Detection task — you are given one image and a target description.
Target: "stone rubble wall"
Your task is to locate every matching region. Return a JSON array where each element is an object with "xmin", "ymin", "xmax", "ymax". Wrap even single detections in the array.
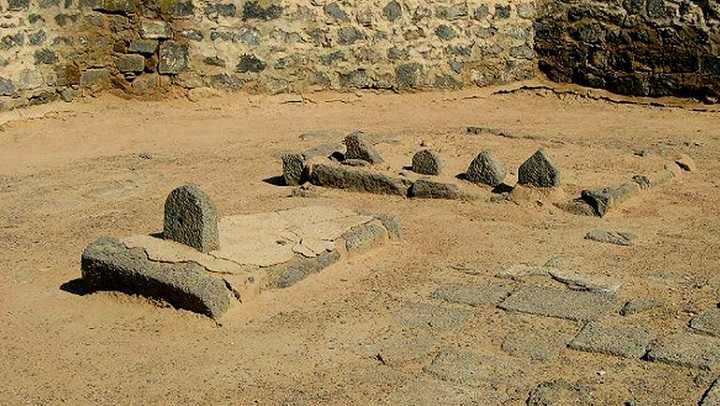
[
  {"xmin": 0, "ymin": 0, "xmax": 537, "ymax": 110},
  {"xmin": 2, "ymin": 0, "xmax": 718, "ymax": 112},
  {"xmin": 534, "ymin": 0, "xmax": 720, "ymax": 100}
]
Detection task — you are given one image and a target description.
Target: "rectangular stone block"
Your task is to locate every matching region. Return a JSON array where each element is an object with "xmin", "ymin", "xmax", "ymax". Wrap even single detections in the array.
[
  {"xmin": 81, "ymin": 237, "xmax": 234, "ymax": 319},
  {"xmin": 499, "ymin": 285, "xmax": 615, "ymax": 321},
  {"xmin": 308, "ymin": 161, "xmax": 412, "ymax": 196},
  {"xmin": 569, "ymin": 321, "xmax": 652, "ymax": 359},
  {"xmin": 646, "ymin": 333, "xmax": 720, "ymax": 370}
]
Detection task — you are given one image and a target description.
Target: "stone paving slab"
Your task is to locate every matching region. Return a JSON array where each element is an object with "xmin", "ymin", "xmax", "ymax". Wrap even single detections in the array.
[
  {"xmin": 527, "ymin": 380, "xmax": 594, "ymax": 406},
  {"xmin": 424, "ymin": 348, "xmax": 527, "ymax": 387},
  {"xmin": 501, "ymin": 323, "xmax": 575, "ymax": 361},
  {"xmin": 364, "ymin": 331, "xmax": 437, "ymax": 366},
  {"xmin": 393, "ymin": 302, "xmax": 472, "ymax": 330},
  {"xmin": 690, "ymin": 309, "xmax": 720, "ymax": 337},
  {"xmin": 548, "ymin": 269, "xmax": 623, "ymax": 294},
  {"xmin": 387, "ymin": 375, "xmax": 509, "ymax": 405},
  {"xmin": 568, "ymin": 321, "xmax": 653, "ymax": 359},
  {"xmin": 620, "ymin": 298, "xmax": 664, "ymax": 316},
  {"xmin": 499, "ymin": 285, "xmax": 615, "ymax": 321},
  {"xmin": 646, "ymin": 333, "xmax": 720, "ymax": 370},
  {"xmin": 431, "ymin": 280, "xmax": 515, "ymax": 307},
  {"xmin": 700, "ymin": 379, "xmax": 720, "ymax": 406}
]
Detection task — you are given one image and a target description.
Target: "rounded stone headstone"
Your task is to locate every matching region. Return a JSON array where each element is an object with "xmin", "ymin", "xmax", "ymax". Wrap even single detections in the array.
[
  {"xmin": 466, "ymin": 150, "xmax": 506, "ymax": 187},
  {"xmin": 412, "ymin": 149, "xmax": 442, "ymax": 175},
  {"xmin": 518, "ymin": 149, "xmax": 560, "ymax": 188},
  {"xmin": 281, "ymin": 152, "xmax": 305, "ymax": 186},
  {"xmin": 344, "ymin": 131, "xmax": 384, "ymax": 164},
  {"xmin": 163, "ymin": 184, "xmax": 219, "ymax": 253}
]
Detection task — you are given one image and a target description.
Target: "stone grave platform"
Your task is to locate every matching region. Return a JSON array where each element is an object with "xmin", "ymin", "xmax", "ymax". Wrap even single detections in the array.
[{"xmin": 81, "ymin": 186, "xmax": 398, "ymax": 319}]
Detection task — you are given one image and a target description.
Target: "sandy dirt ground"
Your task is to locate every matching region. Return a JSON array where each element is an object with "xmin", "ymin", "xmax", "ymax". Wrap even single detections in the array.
[{"xmin": 1, "ymin": 82, "xmax": 720, "ymax": 405}]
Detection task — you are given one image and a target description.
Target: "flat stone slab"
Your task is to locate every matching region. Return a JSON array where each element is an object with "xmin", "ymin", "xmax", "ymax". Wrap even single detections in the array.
[
  {"xmin": 501, "ymin": 323, "xmax": 574, "ymax": 361},
  {"xmin": 432, "ymin": 280, "xmax": 515, "ymax": 307},
  {"xmin": 364, "ymin": 332, "xmax": 437, "ymax": 365},
  {"xmin": 499, "ymin": 285, "xmax": 615, "ymax": 321},
  {"xmin": 393, "ymin": 302, "xmax": 472, "ymax": 330},
  {"xmin": 527, "ymin": 380, "xmax": 594, "ymax": 406},
  {"xmin": 584, "ymin": 229, "xmax": 636, "ymax": 246},
  {"xmin": 568, "ymin": 321, "xmax": 653, "ymax": 359},
  {"xmin": 690, "ymin": 309, "xmax": 720, "ymax": 337},
  {"xmin": 620, "ymin": 298, "xmax": 664, "ymax": 316},
  {"xmin": 700, "ymin": 379, "xmax": 720, "ymax": 406},
  {"xmin": 548, "ymin": 269, "xmax": 623, "ymax": 294},
  {"xmin": 387, "ymin": 375, "xmax": 509, "ymax": 405},
  {"xmin": 308, "ymin": 161, "xmax": 412, "ymax": 196},
  {"xmin": 646, "ymin": 333, "xmax": 720, "ymax": 370},
  {"xmin": 81, "ymin": 237, "xmax": 233, "ymax": 319},
  {"xmin": 424, "ymin": 348, "xmax": 526, "ymax": 387}
]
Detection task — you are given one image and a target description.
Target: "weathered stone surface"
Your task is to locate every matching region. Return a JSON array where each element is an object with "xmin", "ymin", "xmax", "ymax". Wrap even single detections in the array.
[
  {"xmin": 581, "ymin": 182, "xmax": 641, "ymax": 217},
  {"xmin": 466, "ymin": 150, "xmax": 506, "ymax": 186},
  {"xmin": 128, "ymin": 39, "xmax": 158, "ymax": 54},
  {"xmin": 394, "ymin": 302, "xmax": 471, "ymax": 329},
  {"xmin": 308, "ymin": 162, "xmax": 411, "ymax": 196},
  {"xmin": 620, "ymin": 298, "xmax": 663, "ymax": 316},
  {"xmin": 141, "ymin": 19, "xmax": 171, "ymax": 39},
  {"xmin": 518, "ymin": 149, "xmax": 560, "ymax": 187},
  {"xmin": 340, "ymin": 220, "xmax": 388, "ymax": 252},
  {"xmin": 361, "ymin": 212, "xmax": 401, "ymax": 239},
  {"xmin": 344, "ymin": 132, "xmax": 384, "ymax": 164},
  {"xmin": 81, "ymin": 237, "xmax": 232, "ymax": 318},
  {"xmin": 499, "ymin": 285, "xmax": 614, "ymax": 321},
  {"xmin": 163, "ymin": 184, "xmax": 219, "ymax": 253},
  {"xmin": 266, "ymin": 249, "xmax": 341, "ymax": 289},
  {"xmin": 501, "ymin": 325, "xmax": 571, "ymax": 361},
  {"xmin": 80, "ymin": 68, "xmax": 110, "ymax": 89},
  {"xmin": 281, "ymin": 152, "xmax": 305, "ymax": 186},
  {"xmin": 527, "ymin": 380, "xmax": 594, "ymax": 406},
  {"xmin": 158, "ymin": 41, "xmax": 189, "ymax": 74},
  {"xmin": 0, "ymin": 77, "xmax": 15, "ymax": 96},
  {"xmin": 114, "ymin": 54, "xmax": 145, "ymax": 73},
  {"xmin": 388, "ymin": 375, "xmax": 508, "ymax": 405},
  {"xmin": 700, "ymin": 379, "xmax": 720, "ymax": 406},
  {"xmin": 411, "ymin": 149, "xmax": 442, "ymax": 175},
  {"xmin": 424, "ymin": 348, "xmax": 525, "ymax": 386},
  {"xmin": 342, "ymin": 158, "xmax": 370, "ymax": 167},
  {"xmin": 690, "ymin": 310, "xmax": 720, "ymax": 337},
  {"xmin": 548, "ymin": 269, "xmax": 622, "ymax": 294},
  {"xmin": 364, "ymin": 332, "xmax": 436, "ymax": 365},
  {"xmin": 675, "ymin": 154, "xmax": 696, "ymax": 172},
  {"xmin": 569, "ymin": 321, "xmax": 652, "ymax": 358},
  {"xmin": 409, "ymin": 179, "xmax": 461, "ymax": 199},
  {"xmin": 584, "ymin": 229, "xmax": 636, "ymax": 246},
  {"xmin": 646, "ymin": 333, "xmax": 720, "ymax": 370},
  {"xmin": 432, "ymin": 281, "xmax": 515, "ymax": 307}
]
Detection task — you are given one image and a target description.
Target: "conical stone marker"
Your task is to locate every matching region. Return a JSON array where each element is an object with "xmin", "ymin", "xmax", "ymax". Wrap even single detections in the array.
[
  {"xmin": 518, "ymin": 149, "xmax": 560, "ymax": 188},
  {"xmin": 163, "ymin": 184, "xmax": 219, "ymax": 253}
]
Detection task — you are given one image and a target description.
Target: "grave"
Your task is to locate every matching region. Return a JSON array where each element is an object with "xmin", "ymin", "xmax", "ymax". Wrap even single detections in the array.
[{"xmin": 80, "ymin": 185, "xmax": 398, "ymax": 319}]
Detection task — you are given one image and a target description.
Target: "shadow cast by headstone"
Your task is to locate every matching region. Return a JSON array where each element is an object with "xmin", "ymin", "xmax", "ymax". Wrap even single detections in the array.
[
  {"xmin": 60, "ymin": 278, "xmax": 89, "ymax": 296},
  {"xmin": 455, "ymin": 173, "xmax": 469, "ymax": 181},
  {"xmin": 492, "ymin": 183, "xmax": 514, "ymax": 194},
  {"xmin": 262, "ymin": 175, "xmax": 286, "ymax": 186}
]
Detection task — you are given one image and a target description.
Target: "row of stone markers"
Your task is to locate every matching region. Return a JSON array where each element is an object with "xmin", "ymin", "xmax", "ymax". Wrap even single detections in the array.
[
  {"xmin": 281, "ymin": 131, "xmax": 561, "ymax": 200},
  {"xmin": 80, "ymin": 184, "xmax": 398, "ymax": 319}
]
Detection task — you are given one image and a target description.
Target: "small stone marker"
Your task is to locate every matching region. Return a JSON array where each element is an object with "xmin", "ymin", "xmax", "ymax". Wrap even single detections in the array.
[
  {"xmin": 163, "ymin": 184, "xmax": 219, "ymax": 253},
  {"xmin": 620, "ymin": 298, "xmax": 663, "ymax": 316},
  {"xmin": 281, "ymin": 152, "xmax": 306, "ymax": 186},
  {"xmin": 518, "ymin": 148, "xmax": 560, "ymax": 187},
  {"xmin": 466, "ymin": 150, "xmax": 506, "ymax": 186},
  {"xmin": 584, "ymin": 229, "xmax": 636, "ymax": 246},
  {"xmin": 344, "ymin": 131, "xmax": 384, "ymax": 164},
  {"xmin": 411, "ymin": 149, "xmax": 442, "ymax": 175}
]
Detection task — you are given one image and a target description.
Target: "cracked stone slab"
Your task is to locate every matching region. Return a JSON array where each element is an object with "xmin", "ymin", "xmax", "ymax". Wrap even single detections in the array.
[
  {"xmin": 499, "ymin": 285, "xmax": 615, "ymax": 321},
  {"xmin": 700, "ymin": 379, "xmax": 720, "ymax": 406},
  {"xmin": 646, "ymin": 333, "xmax": 720, "ymax": 370},
  {"xmin": 569, "ymin": 321, "xmax": 653, "ymax": 359},
  {"xmin": 690, "ymin": 309, "xmax": 720, "ymax": 337},
  {"xmin": 431, "ymin": 280, "xmax": 515, "ymax": 307},
  {"xmin": 393, "ymin": 302, "xmax": 472, "ymax": 330},
  {"xmin": 424, "ymin": 348, "xmax": 527, "ymax": 387},
  {"xmin": 548, "ymin": 269, "xmax": 623, "ymax": 294},
  {"xmin": 81, "ymin": 236, "xmax": 233, "ymax": 319}
]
